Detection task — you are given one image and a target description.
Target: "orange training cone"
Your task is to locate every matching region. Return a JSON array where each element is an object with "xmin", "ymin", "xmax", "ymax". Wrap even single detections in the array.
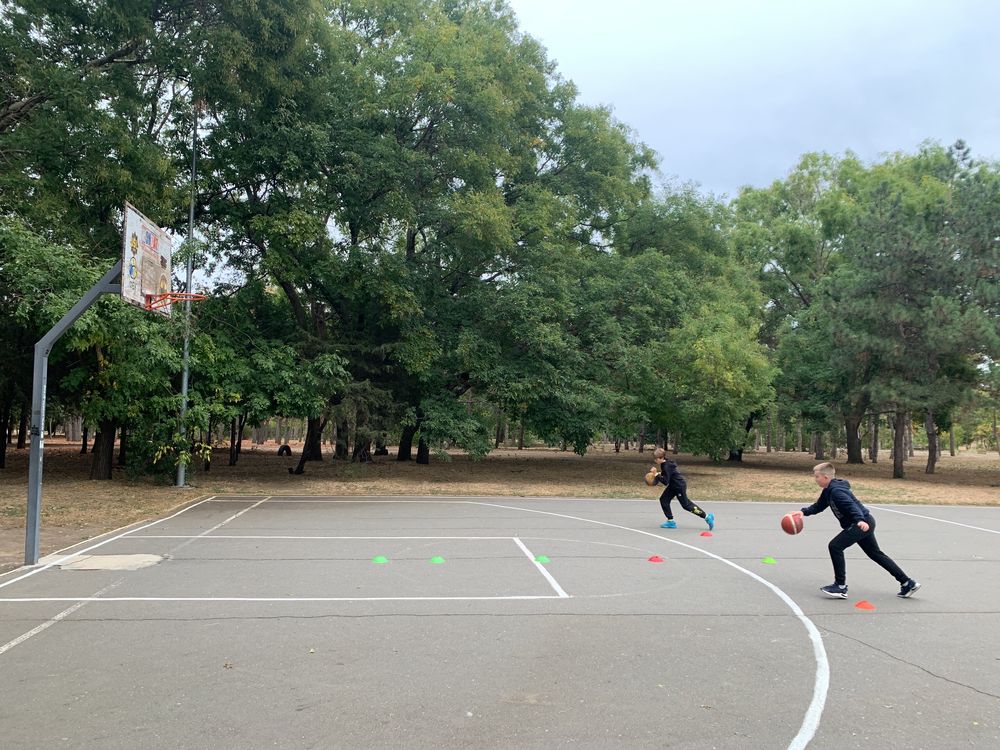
[{"xmin": 855, "ymin": 600, "xmax": 876, "ymax": 611}]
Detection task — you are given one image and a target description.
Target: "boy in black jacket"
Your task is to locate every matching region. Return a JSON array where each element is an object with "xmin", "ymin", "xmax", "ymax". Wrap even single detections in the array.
[
  {"xmin": 800, "ymin": 462, "xmax": 920, "ymax": 599},
  {"xmin": 651, "ymin": 447, "xmax": 715, "ymax": 531}
]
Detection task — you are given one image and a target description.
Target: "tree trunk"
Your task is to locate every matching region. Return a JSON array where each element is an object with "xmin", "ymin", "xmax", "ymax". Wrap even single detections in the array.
[
  {"xmin": 844, "ymin": 414, "xmax": 865, "ymax": 464},
  {"xmin": 517, "ymin": 422, "xmax": 524, "ymax": 450},
  {"xmin": 16, "ymin": 400, "xmax": 28, "ymax": 449},
  {"xmin": 765, "ymin": 414, "xmax": 772, "ymax": 452},
  {"xmin": 117, "ymin": 427, "xmax": 128, "ymax": 467},
  {"xmin": 416, "ymin": 436, "xmax": 429, "ymax": 464},
  {"xmin": 80, "ymin": 425, "xmax": 89, "ymax": 454},
  {"xmin": 89, "ymin": 419, "xmax": 117, "ymax": 480},
  {"xmin": 992, "ymin": 411, "xmax": 999, "ymax": 457},
  {"xmin": 334, "ymin": 419, "xmax": 349, "ymax": 459},
  {"xmin": 906, "ymin": 419, "xmax": 914, "ymax": 458},
  {"xmin": 0, "ymin": 394, "xmax": 10, "ymax": 469},
  {"xmin": 673, "ymin": 431, "xmax": 680, "ymax": 454},
  {"xmin": 924, "ymin": 410, "xmax": 938, "ymax": 474},
  {"xmin": 494, "ymin": 408, "xmax": 504, "ymax": 449},
  {"xmin": 869, "ymin": 414, "xmax": 879, "ymax": 464},
  {"xmin": 397, "ymin": 423, "xmax": 418, "ymax": 461},
  {"xmin": 352, "ymin": 438, "xmax": 372, "ymax": 463},
  {"xmin": 829, "ymin": 432, "xmax": 837, "ymax": 459},
  {"xmin": 203, "ymin": 420, "xmax": 213, "ymax": 472},
  {"xmin": 949, "ymin": 428, "xmax": 955, "ymax": 457},
  {"xmin": 292, "ymin": 415, "xmax": 328, "ymax": 474},
  {"xmin": 796, "ymin": 417, "xmax": 803, "ymax": 452},
  {"xmin": 812, "ymin": 432, "xmax": 824, "ymax": 460},
  {"xmin": 892, "ymin": 410, "xmax": 907, "ymax": 479},
  {"xmin": 229, "ymin": 418, "xmax": 239, "ymax": 466}
]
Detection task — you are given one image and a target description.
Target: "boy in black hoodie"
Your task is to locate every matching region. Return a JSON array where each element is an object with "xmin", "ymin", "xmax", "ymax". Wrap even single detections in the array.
[
  {"xmin": 651, "ymin": 447, "xmax": 715, "ymax": 531},
  {"xmin": 800, "ymin": 462, "xmax": 920, "ymax": 599}
]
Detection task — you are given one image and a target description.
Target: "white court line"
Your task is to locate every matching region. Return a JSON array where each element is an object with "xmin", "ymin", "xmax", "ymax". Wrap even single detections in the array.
[
  {"xmin": 228, "ymin": 498, "xmax": 471, "ymax": 504},
  {"xmin": 197, "ymin": 497, "xmax": 272, "ymax": 536},
  {"xmin": 0, "ymin": 496, "xmax": 217, "ymax": 591},
  {"xmin": 513, "ymin": 537, "xmax": 569, "ymax": 598},
  {"xmin": 869, "ymin": 505, "xmax": 1000, "ymax": 534},
  {"xmin": 130, "ymin": 535, "xmax": 516, "ymax": 540},
  {"xmin": 0, "ymin": 595, "xmax": 565, "ymax": 603},
  {"xmin": 470, "ymin": 501, "xmax": 828, "ymax": 750},
  {"xmin": 149, "ymin": 496, "xmax": 271, "ymax": 558},
  {"xmin": 0, "ymin": 581, "xmax": 122, "ymax": 656}
]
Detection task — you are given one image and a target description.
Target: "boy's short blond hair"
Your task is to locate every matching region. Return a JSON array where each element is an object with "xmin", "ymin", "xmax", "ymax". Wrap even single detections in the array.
[
  {"xmin": 653, "ymin": 447, "xmax": 666, "ymax": 459},
  {"xmin": 813, "ymin": 462, "xmax": 836, "ymax": 477}
]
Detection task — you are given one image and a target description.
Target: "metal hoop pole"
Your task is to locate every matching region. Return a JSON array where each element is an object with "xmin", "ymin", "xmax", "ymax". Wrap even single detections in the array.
[{"xmin": 177, "ymin": 99, "xmax": 198, "ymax": 488}]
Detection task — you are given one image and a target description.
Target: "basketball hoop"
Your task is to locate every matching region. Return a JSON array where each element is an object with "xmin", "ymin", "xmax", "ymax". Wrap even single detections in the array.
[{"xmin": 145, "ymin": 292, "xmax": 207, "ymax": 311}]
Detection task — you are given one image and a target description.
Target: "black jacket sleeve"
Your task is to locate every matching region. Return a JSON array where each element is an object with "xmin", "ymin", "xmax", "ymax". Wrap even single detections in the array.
[{"xmin": 801, "ymin": 494, "xmax": 828, "ymax": 516}]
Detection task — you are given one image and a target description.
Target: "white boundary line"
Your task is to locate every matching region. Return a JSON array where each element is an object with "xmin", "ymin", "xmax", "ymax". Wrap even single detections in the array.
[
  {"xmin": 212, "ymin": 498, "xmax": 476, "ymax": 504},
  {"xmin": 0, "ymin": 496, "xmax": 216, "ymax": 591},
  {"xmin": 0, "ymin": 595, "xmax": 565, "ymax": 603},
  {"xmin": 468, "ymin": 501, "xmax": 828, "ymax": 750},
  {"xmin": 195, "ymin": 496, "xmax": 271, "ymax": 535},
  {"xmin": 0, "ymin": 581, "xmax": 122, "ymax": 656},
  {"xmin": 868, "ymin": 505, "xmax": 1000, "ymax": 534},
  {"xmin": 144, "ymin": 497, "xmax": 271, "ymax": 558},
  {"xmin": 129, "ymin": 535, "xmax": 516, "ymax": 540},
  {"xmin": 513, "ymin": 536, "xmax": 569, "ymax": 598}
]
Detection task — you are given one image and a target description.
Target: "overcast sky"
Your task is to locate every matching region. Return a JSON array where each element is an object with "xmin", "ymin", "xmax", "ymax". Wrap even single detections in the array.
[{"xmin": 505, "ymin": 0, "xmax": 1000, "ymax": 198}]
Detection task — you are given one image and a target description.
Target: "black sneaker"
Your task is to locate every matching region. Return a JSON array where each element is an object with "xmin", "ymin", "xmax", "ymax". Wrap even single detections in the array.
[
  {"xmin": 897, "ymin": 579, "xmax": 921, "ymax": 598},
  {"xmin": 820, "ymin": 583, "xmax": 848, "ymax": 599}
]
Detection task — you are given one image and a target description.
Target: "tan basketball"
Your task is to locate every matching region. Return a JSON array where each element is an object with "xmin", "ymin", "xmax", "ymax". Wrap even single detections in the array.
[{"xmin": 644, "ymin": 470, "xmax": 657, "ymax": 486}]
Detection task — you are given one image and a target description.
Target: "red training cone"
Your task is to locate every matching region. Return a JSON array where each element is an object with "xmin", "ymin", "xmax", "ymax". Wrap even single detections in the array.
[
  {"xmin": 700, "ymin": 531, "xmax": 713, "ymax": 537},
  {"xmin": 647, "ymin": 555, "xmax": 664, "ymax": 563}
]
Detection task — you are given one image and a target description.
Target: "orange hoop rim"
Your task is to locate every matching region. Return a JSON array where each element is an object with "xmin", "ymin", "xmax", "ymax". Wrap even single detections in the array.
[{"xmin": 145, "ymin": 292, "xmax": 208, "ymax": 311}]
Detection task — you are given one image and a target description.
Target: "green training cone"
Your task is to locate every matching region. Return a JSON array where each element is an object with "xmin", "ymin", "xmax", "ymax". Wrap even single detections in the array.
[
  {"xmin": 761, "ymin": 556, "xmax": 776, "ymax": 565},
  {"xmin": 430, "ymin": 556, "xmax": 445, "ymax": 564},
  {"xmin": 372, "ymin": 556, "xmax": 388, "ymax": 564},
  {"xmin": 535, "ymin": 555, "xmax": 550, "ymax": 563}
]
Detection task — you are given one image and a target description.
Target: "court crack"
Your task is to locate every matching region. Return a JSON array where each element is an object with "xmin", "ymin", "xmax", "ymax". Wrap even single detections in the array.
[{"xmin": 820, "ymin": 624, "xmax": 1000, "ymax": 701}]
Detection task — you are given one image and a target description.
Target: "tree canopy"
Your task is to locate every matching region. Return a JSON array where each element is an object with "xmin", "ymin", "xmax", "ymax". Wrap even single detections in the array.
[{"xmin": 2, "ymin": 1, "xmax": 997, "ymax": 479}]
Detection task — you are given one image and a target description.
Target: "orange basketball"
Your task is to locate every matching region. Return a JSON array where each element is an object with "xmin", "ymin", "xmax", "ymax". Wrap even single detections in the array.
[
  {"xmin": 781, "ymin": 512, "xmax": 804, "ymax": 535},
  {"xmin": 644, "ymin": 470, "xmax": 657, "ymax": 487}
]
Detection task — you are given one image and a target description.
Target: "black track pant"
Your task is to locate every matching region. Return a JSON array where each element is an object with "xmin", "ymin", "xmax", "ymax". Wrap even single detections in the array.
[
  {"xmin": 659, "ymin": 489, "xmax": 706, "ymax": 520},
  {"xmin": 828, "ymin": 516, "xmax": 908, "ymax": 586}
]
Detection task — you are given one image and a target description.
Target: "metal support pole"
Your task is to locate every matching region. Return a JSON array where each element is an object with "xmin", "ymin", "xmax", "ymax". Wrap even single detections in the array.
[
  {"xmin": 176, "ymin": 101, "xmax": 198, "ymax": 487},
  {"xmin": 25, "ymin": 262, "xmax": 122, "ymax": 565}
]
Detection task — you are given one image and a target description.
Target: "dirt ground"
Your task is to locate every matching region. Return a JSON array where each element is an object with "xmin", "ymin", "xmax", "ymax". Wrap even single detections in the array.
[{"xmin": 1, "ymin": 440, "xmax": 997, "ymax": 572}]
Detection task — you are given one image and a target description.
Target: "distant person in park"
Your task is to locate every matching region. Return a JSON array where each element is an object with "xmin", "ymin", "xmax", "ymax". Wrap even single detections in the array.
[
  {"xmin": 651, "ymin": 447, "xmax": 715, "ymax": 531},
  {"xmin": 799, "ymin": 462, "xmax": 920, "ymax": 599}
]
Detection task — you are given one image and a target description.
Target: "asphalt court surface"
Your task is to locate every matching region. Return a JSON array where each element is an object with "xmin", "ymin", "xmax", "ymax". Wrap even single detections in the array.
[{"xmin": 0, "ymin": 496, "xmax": 997, "ymax": 749}]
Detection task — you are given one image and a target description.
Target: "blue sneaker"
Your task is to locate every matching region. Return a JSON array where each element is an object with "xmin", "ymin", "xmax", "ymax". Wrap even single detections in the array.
[
  {"xmin": 660, "ymin": 520, "xmax": 677, "ymax": 529},
  {"xmin": 706, "ymin": 513, "xmax": 715, "ymax": 531}
]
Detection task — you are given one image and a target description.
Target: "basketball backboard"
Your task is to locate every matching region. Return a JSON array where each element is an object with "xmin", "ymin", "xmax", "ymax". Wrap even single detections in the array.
[{"xmin": 121, "ymin": 202, "xmax": 172, "ymax": 316}]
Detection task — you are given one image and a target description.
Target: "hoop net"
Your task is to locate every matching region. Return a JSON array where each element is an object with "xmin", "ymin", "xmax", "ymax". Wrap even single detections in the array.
[{"xmin": 145, "ymin": 292, "xmax": 207, "ymax": 311}]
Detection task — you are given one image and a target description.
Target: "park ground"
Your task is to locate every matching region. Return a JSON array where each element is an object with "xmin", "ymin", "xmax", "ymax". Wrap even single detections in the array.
[{"xmin": 0, "ymin": 440, "xmax": 997, "ymax": 572}]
